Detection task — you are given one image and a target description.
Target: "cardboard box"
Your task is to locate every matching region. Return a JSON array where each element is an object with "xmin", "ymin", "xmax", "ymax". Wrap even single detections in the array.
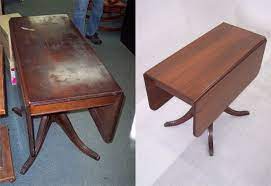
[{"xmin": 0, "ymin": 13, "xmax": 22, "ymax": 85}]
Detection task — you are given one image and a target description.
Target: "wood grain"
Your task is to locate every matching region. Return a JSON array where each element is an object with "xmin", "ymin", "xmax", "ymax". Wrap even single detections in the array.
[
  {"xmin": 10, "ymin": 14, "xmax": 122, "ymax": 105},
  {"xmin": 144, "ymin": 22, "xmax": 266, "ymax": 138},
  {"xmin": 0, "ymin": 125, "xmax": 15, "ymax": 183},
  {"xmin": 10, "ymin": 15, "xmax": 125, "ymax": 174},
  {"xmin": 145, "ymin": 22, "xmax": 266, "ymax": 105},
  {"xmin": 193, "ymin": 42, "xmax": 266, "ymax": 136}
]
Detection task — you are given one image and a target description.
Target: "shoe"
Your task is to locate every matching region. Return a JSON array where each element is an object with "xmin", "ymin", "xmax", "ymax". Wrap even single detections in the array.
[{"xmin": 86, "ymin": 33, "xmax": 102, "ymax": 45}]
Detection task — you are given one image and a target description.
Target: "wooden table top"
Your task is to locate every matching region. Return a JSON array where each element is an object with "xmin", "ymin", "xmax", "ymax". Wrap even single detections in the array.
[
  {"xmin": 10, "ymin": 14, "xmax": 121, "ymax": 106},
  {"xmin": 145, "ymin": 22, "xmax": 266, "ymax": 105}
]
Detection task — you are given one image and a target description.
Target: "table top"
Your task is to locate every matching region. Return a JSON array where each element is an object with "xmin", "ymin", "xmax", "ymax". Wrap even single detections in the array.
[
  {"xmin": 145, "ymin": 22, "xmax": 266, "ymax": 105},
  {"xmin": 10, "ymin": 14, "xmax": 121, "ymax": 106}
]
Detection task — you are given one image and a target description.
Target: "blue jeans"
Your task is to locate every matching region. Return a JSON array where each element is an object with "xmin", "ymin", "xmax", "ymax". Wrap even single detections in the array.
[{"xmin": 72, "ymin": 0, "xmax": 103, "ymax": 36}]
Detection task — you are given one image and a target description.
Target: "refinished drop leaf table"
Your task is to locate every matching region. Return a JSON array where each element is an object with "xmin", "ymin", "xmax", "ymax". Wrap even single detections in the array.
[
  {"xmin": 144, "ymin": 22, "xmax": 266, "ymax": 156},
  {"xmin": 9, "ymin": 14, "xmax": 124, "ymax": 174}
]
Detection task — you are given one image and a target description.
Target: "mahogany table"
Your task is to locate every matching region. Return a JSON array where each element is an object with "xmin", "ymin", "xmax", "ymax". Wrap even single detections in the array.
[
  {"xmin": 144, "ymin": 22, "xmax": 266, "ymax": 156},
  {"xmin": 9, "ymin": 14, "xmax": 124, "ymax": 174}
]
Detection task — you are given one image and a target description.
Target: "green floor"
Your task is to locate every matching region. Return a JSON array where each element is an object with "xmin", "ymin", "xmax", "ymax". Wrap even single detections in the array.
[{"xmin": 2, "ymin": 0, "xmax": 135, "ymax": 185}]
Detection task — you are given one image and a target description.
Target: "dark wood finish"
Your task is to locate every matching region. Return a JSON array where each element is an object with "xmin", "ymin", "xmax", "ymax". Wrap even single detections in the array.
[
  {"xmin": 0, "ymin": 45, "xmax": 15, "ymax": 183},
  {"xmin": 224, "ymin": 107, "xmax": 249, "ymax": 116},
  {"xmin": 10, "ymin": 15, "xmax": 124, "ymax": 174},
  {"xmin": 144, "ymin": 75, "xmax": 173, "ymax": 110},
  {"xmin": 0, "ymin": 125, "xmax": 15, "ymax": 183},
  {"xmin": 164, "ymin": 108, "xmax": 193, "ymax": 127},
  {"xmin": 20, "ymin": 113, "xmax": 100, "ymax": 174},
  {"xmin": 144, "ymin": 22, "xmax": 266, "ymax": 155},
  {"xmin": 208, "ymin": 124, "xmax": 213, "ymax": 156},
  {"xmin": 145, "ymin": 23, "xmax": 266, "ymax": 105},
  {"xmin": 193, "ymin": 42, "xmax": 265, "ymax": 136},
  {"xmin": 12, "ymin": 107, "xmax": 22, "ymax": 116},
  {"xmin": 89, "ymin": 93, "xmax": 124, "ymax": 143}
]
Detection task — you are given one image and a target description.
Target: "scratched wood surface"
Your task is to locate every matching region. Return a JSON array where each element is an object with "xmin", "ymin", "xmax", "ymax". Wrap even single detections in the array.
[{"xmin": 9, "ymin": 14, "xmax": 122, "ymax": 106}]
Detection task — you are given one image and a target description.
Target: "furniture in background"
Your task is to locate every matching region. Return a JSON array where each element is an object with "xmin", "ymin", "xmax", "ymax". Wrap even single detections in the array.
[
  {"xmin": 87, "ymin": 0, "xmax": 126, "ymax": 32},
  {"xmin": 144, "ymin": 23, "xmax": 266, "ymax": 156},
  {"xmin": 10, "ymin": 14, "xmax": 124, "ymax": 174},
  {"xmin": 121, "ymin": 0, "xmax": 134, "ymax": 54},
  {"xmin": 0, "ymin": 13, "xmax": 22, "ymax": 85},
  {"xmin": 0, "ymin": 45, "xmax": 15, "ymax": 183}
]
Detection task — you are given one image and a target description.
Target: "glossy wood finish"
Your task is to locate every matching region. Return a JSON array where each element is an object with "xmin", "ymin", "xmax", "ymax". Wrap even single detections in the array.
[
  {"xmin": 145, "ymin": 23, "xmax": 266, "ymax": 106},
  {"xmin": 20, "ymin": 113, "xmax": 101, "ymax": 175},
  {"xmin": 10, "ymin": 15, "xmax": 124, "ymax": 174},
  {"xmin": 164, "ymin": 108, "xmax": 193, "ymax": 127},
  {"xmin": 224, "ymin": 107, "xmax": 249, "ymax": 116},
  {"xmin": 193, "ymin": 42, "xmax": 265, "ymax": 136},
  {"xmin": 144, "ymin": 22, "xmax": 266, "ymax": 155},
  {"xmin": 0, "ymin": 126, "xmax": 15, "ymax": 183}
]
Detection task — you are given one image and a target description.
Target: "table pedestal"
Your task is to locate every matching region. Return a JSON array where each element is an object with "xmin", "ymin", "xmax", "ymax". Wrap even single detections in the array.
[
  {"xmin": 13, "ymin": 108, "xmax": 100, "ymax": 175},
  {"xmin": 164, "ymin": 107, "xmax": 250, "ymax": 156}
]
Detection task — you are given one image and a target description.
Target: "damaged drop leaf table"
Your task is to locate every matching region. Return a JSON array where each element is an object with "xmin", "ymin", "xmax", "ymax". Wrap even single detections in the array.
[
  {"xmin": 144, "ymin": 22, "xmax": 266, "ymax": 156},
  {"xmin": 10, "ymin": 14, "xmax": 124, "ymax": 174}
]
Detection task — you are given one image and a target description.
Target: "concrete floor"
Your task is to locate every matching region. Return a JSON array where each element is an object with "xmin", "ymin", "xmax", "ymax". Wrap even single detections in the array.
[{"xmin": 1, "ymin": 0, "xmax": 135, "ymax": 185}]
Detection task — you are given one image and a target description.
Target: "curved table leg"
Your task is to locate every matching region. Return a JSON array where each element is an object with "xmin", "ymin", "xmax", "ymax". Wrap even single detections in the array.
[
  {"xmin": 208, "ymin": 124, "xmax": 214, "ymax": 156},
  {"xmin": 20, "ymin": 115, "xmax": 52, "ymax": 174},
  {"xmin": 21, "ymin": 113, "xmax": 100, "ymax": 175},
  {"xmin": 164, "ymin": 108, "xmax": 193, "ymax": 127},
  {"xmin": 20, "ymin": 156, "xmax": 36, "ymax": 175},
  {"xmin": 12, "ymin": 107, "xmax": 22, "ymax": 117},
  {"xmin": 54, "ymin": 113, "xmax": 100, "ymax": 161},
  {"xmin": 35, "ymin": 116, "xmax": 52, "ymax": 155},
  {"xmin": 224, "ymin": 107, "xmax": 249, "ymax": 116}
]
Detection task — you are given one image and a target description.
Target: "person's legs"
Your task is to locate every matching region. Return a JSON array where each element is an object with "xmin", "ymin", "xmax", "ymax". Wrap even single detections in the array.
[
  {"xmin": 72, "ymin": 0, "xmax": 89, "ymax": 35},
  {"xmin": 86, "ymin": 0, "xmax": 104, "ymax": 36}
]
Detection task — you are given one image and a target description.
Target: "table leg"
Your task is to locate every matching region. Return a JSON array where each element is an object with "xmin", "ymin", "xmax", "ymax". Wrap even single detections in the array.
[
  {"xmin": 164, "ymin": 108, "xmax": 193, "ymax": 127},
  {"xmin": 20, "ymin": 113, "xmax": 100, "ymax": 175},
  {"xmin": 20, "ymin": 115, "xmax": 50, "ymax": 174},
  {"xmin": 26, "ymin": 112, "xmax": 35, "ymax": 157},
  {"xmin": 208, "ymin": 123, "xmax": 214, "ymax": 156},
  {"xmin": 224, "ymin": 107, "xmax": 249, "ymax": 116},
  {"xmin": 12, "ymin": 107, "xmax": 23, "ymax": 117},
  {"xmin": 53, "ymin": 113, "xmax": 100, "ymax": 160}
]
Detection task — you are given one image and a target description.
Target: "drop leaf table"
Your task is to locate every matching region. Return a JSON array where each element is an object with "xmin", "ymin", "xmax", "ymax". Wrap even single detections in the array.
[
  {"xmin": 10, "ymin": 14, "xmax": 124, "ymax": 174},
  {"xmin": 144, "ymin": 22, "xmax": 266, "ymax": 156}
]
